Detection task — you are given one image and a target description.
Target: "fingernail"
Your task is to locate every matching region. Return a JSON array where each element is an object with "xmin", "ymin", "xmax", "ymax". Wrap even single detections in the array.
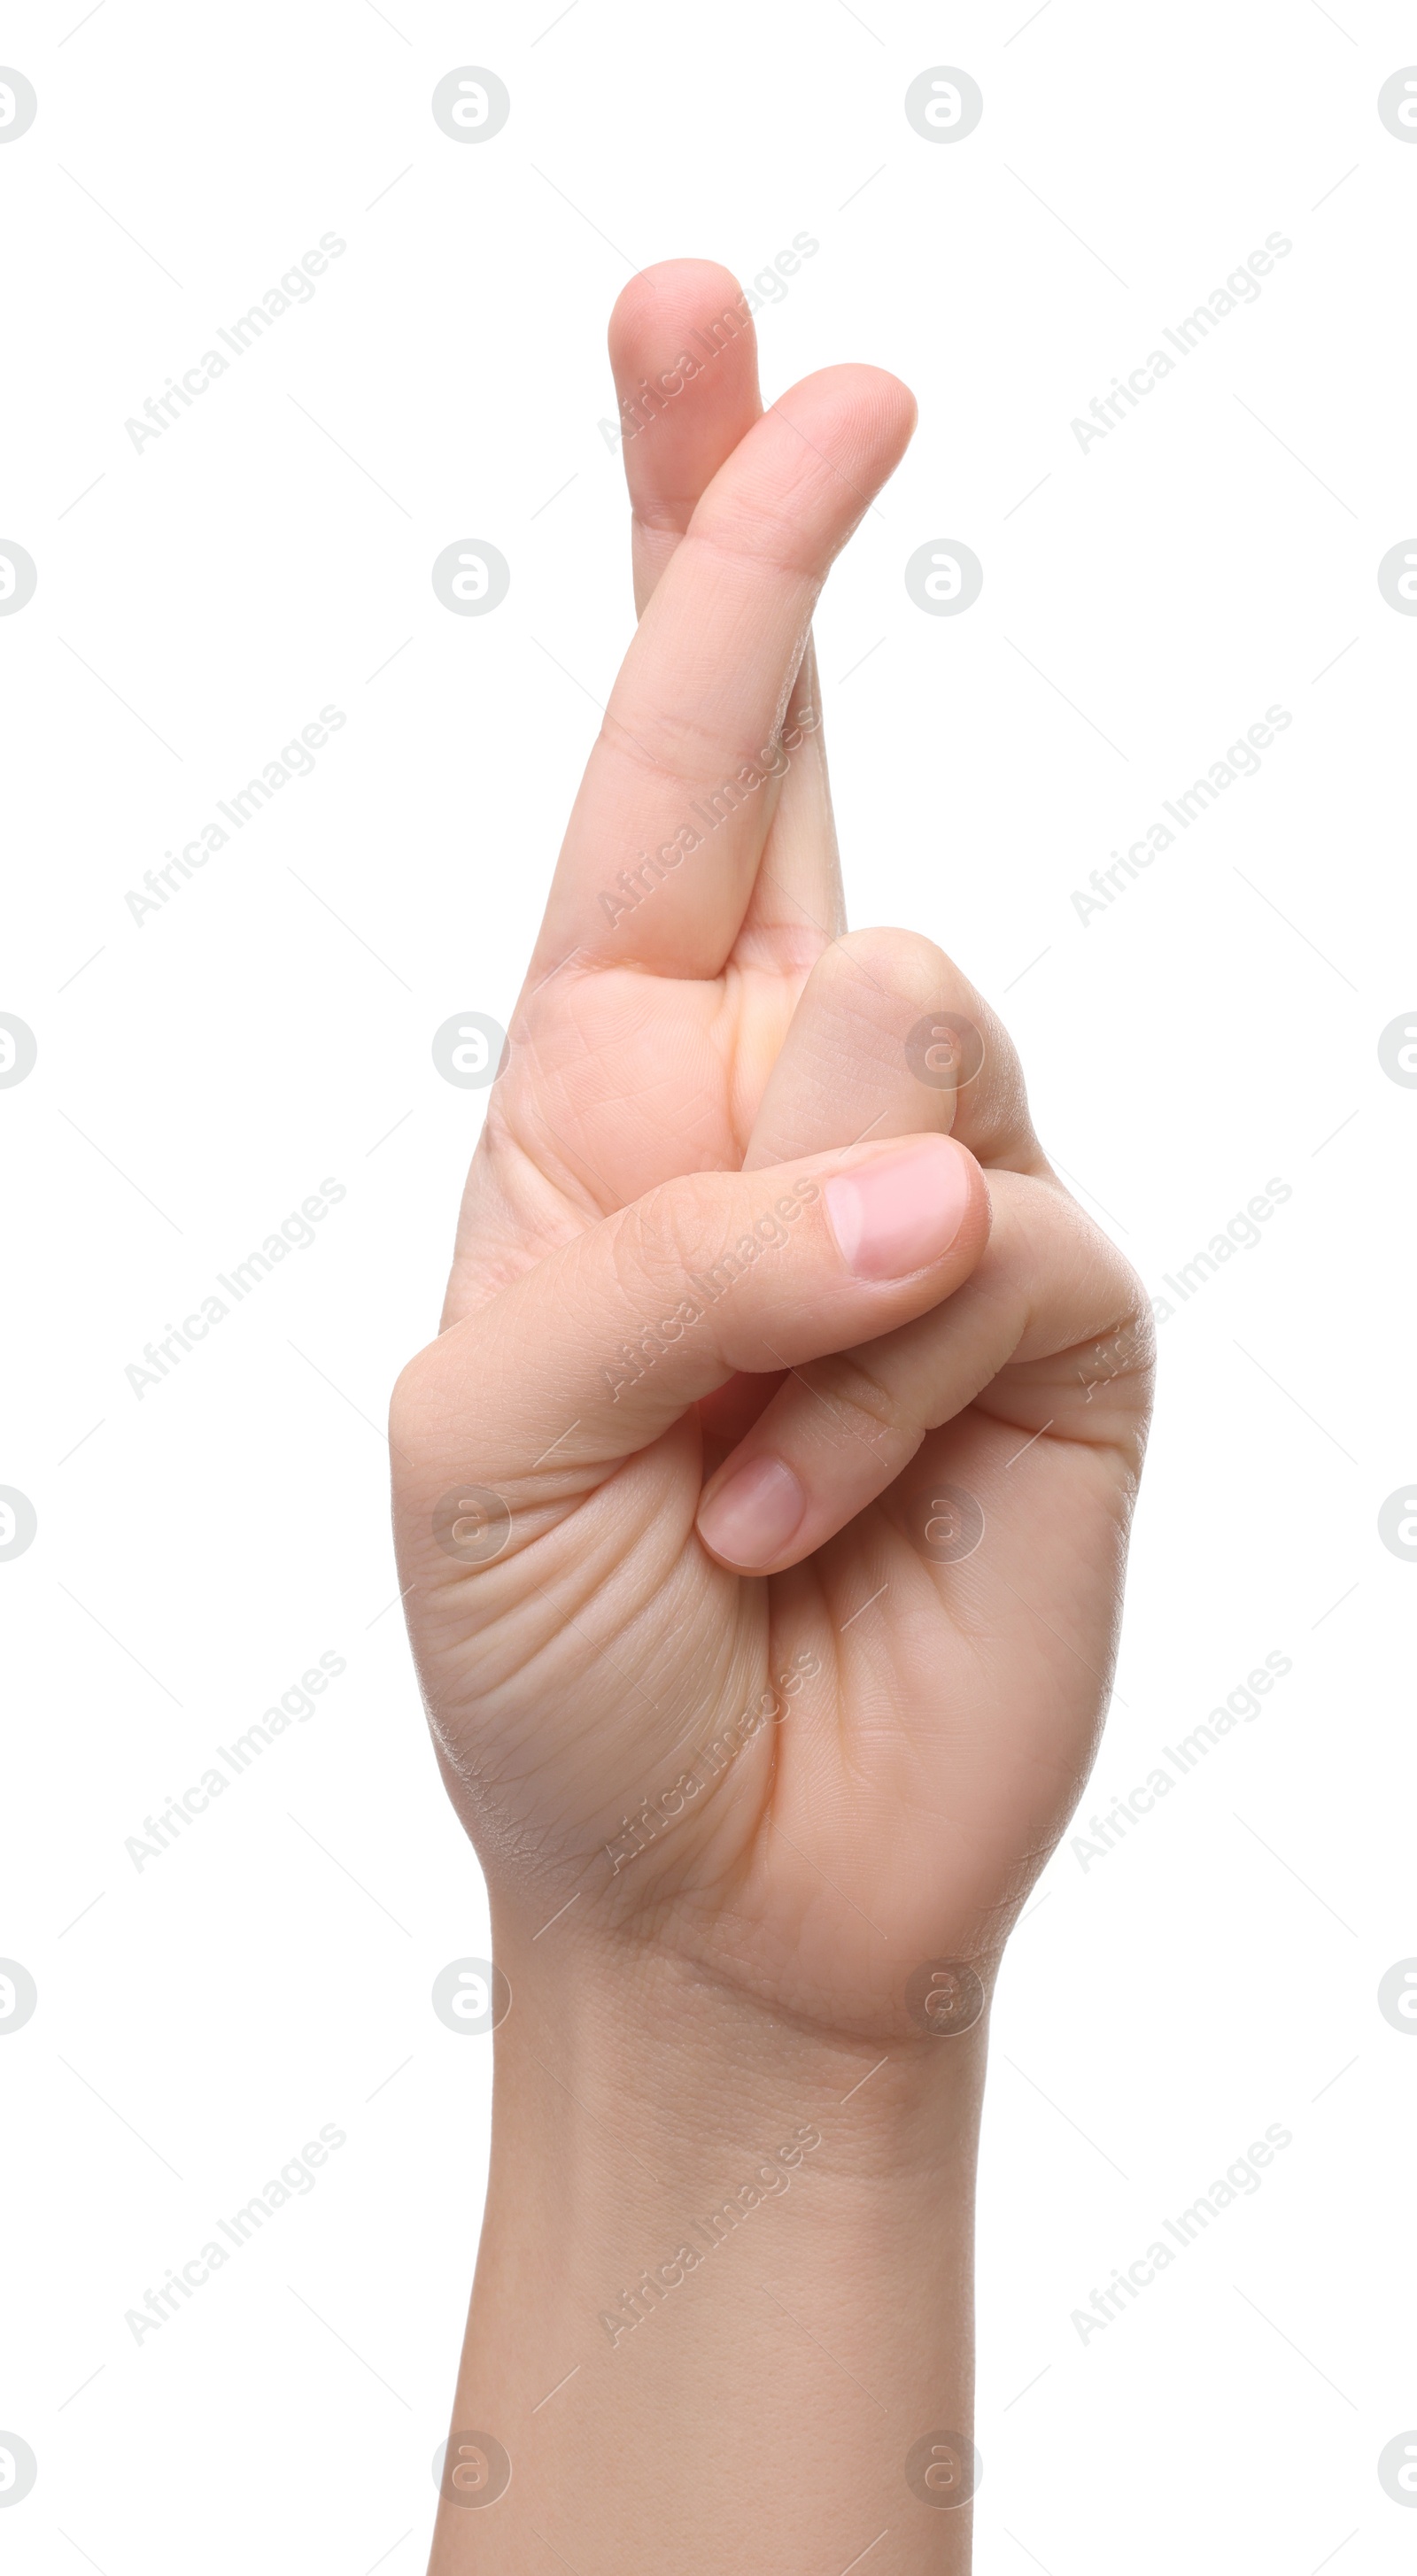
[
  {"xmin": 696, "ymin": 1455, "xmax": 805, "ymax": 1568},
  {"xmin": 825, "ymin": 1137, "xmax": 972, "ymax": 1280}
]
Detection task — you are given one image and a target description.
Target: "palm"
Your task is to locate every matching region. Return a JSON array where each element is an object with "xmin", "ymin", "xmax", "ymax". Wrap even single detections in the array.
[{"xmin": 393, "ymin": 266, "xmax": 1150, "ymax": 2035}]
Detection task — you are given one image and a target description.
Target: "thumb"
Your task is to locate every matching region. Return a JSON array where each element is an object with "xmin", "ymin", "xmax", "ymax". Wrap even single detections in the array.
[{"xmin": 392, "ymin": 1133, "xmax": 988, "ymax": 1512}]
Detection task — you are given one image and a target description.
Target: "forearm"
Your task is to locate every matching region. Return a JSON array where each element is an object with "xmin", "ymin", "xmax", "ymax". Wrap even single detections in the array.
[{"xmin": 430, "ymin": 1919, "xmax": 986, "ymax": 2572}]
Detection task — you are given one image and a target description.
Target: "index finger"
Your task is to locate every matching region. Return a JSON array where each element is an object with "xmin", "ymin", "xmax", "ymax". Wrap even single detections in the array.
[{"xmin": 530, "ymin": 364, "xmax": 916, "ymax": 985}]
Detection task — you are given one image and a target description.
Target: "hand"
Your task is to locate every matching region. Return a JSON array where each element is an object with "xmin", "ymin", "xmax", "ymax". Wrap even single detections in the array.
[{"xmin": 393, "ymin": 261, "xmax": 1150, "ymax": 2020}]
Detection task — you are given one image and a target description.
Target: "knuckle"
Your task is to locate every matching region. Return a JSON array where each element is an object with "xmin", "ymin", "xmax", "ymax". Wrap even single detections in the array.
[
  {"xmin": 1062, "ymin": 1233, "xmax": 1158, "ymax": 1407},
  {"xmin": 608, "ymin": 658, "xmax": 802, "ymax": 795},
  {"xmin": 831, "ymin": 924, "xmax": 956, "ymax": 1008},
  {"xmin": 1098, "ymin": 1273, "xmax": 1158, "ymax": 1380},
  {"xmin": 794, "ymin": 1351, "xmax": 919, "ymax": 1458},
  {"xmin": 618, "ymin": 1173, "xmax": 745, "ymax": 1306},
  {"xmin": 819, "ymin": 931, "xmax": 1035, "ymax": 1157}
]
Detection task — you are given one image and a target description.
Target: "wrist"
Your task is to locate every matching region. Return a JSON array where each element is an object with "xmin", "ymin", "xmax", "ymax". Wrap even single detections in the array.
[
  {"xmin": 490, "ymin": 1911, "xmax": 988, "ymax": 2178},
  {"xmin": 430, "ymin": 1922, "xmax": 986, "ymax": 2571}
]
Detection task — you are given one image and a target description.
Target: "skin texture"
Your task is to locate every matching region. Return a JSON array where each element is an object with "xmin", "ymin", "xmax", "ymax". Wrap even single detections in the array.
[{"xmin": 391, "ymin": 259, "xmax": 1153, "ymax": 2572}]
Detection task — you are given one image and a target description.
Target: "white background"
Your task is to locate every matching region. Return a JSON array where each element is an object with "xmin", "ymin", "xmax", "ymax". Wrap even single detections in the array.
[{"xmin": 2, "ymin": 1, "xmax": 1413, "ymax": 2567}]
